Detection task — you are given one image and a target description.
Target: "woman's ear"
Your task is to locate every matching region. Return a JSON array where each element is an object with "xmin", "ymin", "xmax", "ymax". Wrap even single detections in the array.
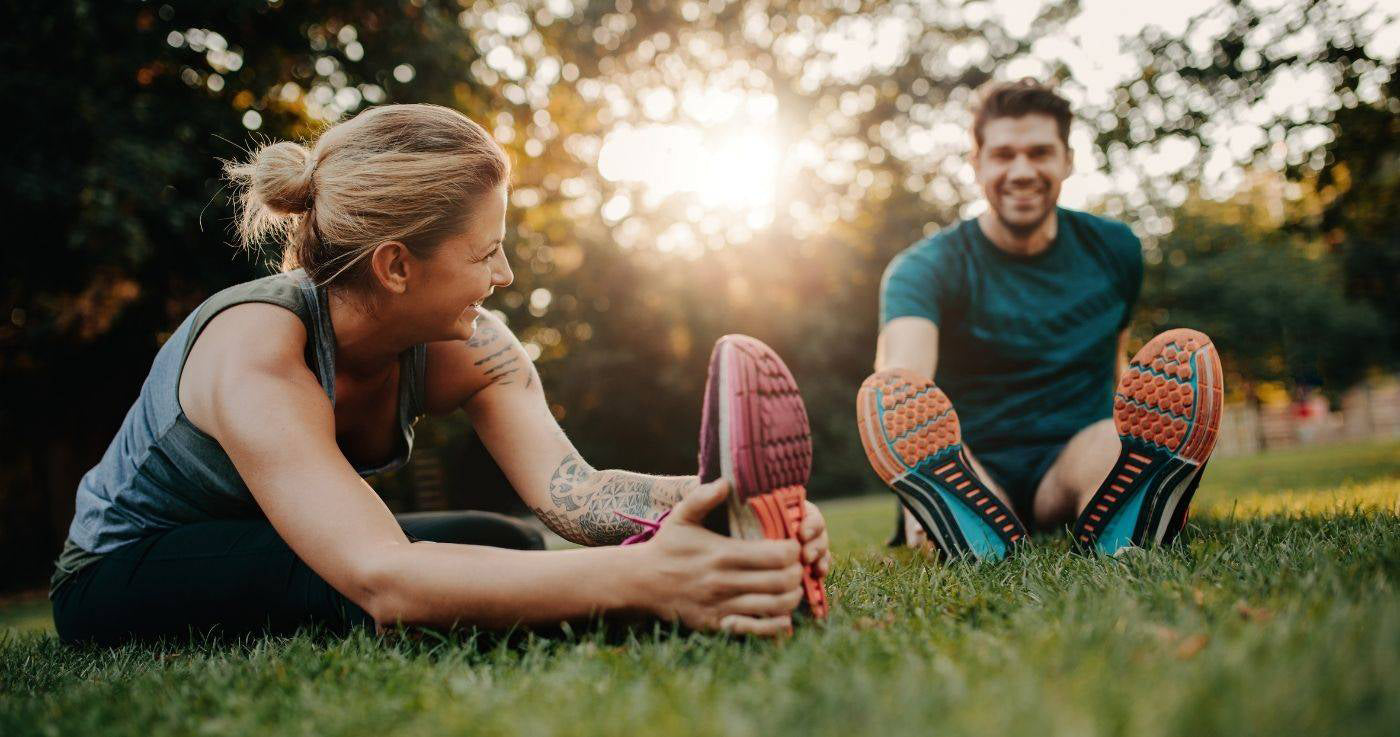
[{"xmin": 368, "ymin": 241, "xmax": 412, "ymax": 294}]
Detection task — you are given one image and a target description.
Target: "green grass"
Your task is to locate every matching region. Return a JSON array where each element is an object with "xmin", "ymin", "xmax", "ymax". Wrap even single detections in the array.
[{"xmin": 3, "ymin": 439, "xmax": 1398, "ymax": 737}]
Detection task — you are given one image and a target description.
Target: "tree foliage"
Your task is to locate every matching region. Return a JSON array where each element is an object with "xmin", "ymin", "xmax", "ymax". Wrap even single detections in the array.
[
  {"xmin": 0, "ymin": 0, "xmax": 1393, "ymax": 589},
  {"xmin": 1091, "ymin": 0, "xmax": 1398, "ymax": 362}
]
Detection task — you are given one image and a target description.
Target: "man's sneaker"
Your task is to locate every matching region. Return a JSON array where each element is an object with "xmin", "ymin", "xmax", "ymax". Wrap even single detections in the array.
[
  {"xmin": 856, "ymin": 369, "xmax": 1027, "ymax": 560},
  {"xmin": 1072, "ymin": 328, "xmax": 1224, "ymax": 554},
  {"xmin": 699, "ymin": 335, "xmax": 829, "ymax": 619}
]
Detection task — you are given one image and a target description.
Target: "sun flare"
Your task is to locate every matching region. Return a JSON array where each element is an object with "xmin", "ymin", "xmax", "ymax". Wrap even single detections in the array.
[
  {"xmin": 590, "ymin": 81, "xmax": 786, "ymax": 255},
  {"xmin": 597, "ymin": 124, "xmax": 781, "ymax": 211}
]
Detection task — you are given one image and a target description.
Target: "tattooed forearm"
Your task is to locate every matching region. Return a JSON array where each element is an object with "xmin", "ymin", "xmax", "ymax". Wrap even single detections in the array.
[
  {"xmin": 547, "ymin": 452, "xmax": 595, "ymax": 512},
  {"xmin": 533, "ymin": 452, "xmax": 695, "ymax": 545}
]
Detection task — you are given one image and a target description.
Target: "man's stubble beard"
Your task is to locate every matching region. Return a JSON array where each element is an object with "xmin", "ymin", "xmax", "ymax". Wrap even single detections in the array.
[{"xmin": 991, "ymin": 200, "xmax": 1055, "ymax": 239}]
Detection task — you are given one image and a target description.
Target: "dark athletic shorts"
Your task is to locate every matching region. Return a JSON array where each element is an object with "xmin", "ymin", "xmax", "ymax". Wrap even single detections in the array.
[
  {"xmin": 52, "ymin": 511, "xmax": 545, "ymax": 646},
  {"xmin": 975, "ymin": 440, "xmax": 1069, "ymax": 525}
]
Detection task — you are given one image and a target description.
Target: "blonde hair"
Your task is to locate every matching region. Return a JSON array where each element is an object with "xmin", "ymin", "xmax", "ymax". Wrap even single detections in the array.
[{"xmin": 224, "ymin": 104, "xmax": 510, "ymax": 289}]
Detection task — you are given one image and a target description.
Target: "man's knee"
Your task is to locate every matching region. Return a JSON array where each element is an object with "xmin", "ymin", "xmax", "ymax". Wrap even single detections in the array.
[{"xmin": 1033, "ymin": 420, "xmax": 1120, "ymax": 525}]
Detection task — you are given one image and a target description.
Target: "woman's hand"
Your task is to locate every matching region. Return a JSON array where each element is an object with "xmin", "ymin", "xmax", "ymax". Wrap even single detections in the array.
[
  {"xmin": 634, "ymin": 479, "xmax": 804, "ymax": 637},
  {"xmin": 799, "ymin": 500, "xmax": 832, "ymax": 580}
]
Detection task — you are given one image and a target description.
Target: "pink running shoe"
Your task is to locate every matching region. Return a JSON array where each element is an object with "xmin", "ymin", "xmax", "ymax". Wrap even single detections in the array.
[{"xmin": 698, "ymin": 335, "xmax": 829, "ymax": 619}]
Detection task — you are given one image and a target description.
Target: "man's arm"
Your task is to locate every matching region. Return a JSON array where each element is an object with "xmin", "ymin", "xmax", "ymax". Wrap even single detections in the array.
[
  {"xmin": 875, "ymin": 315, "xmax": 940, "ymax": 379},
  {"xmin": 426, "ymin": 312, "xmax": 693, "ymax": 546}
]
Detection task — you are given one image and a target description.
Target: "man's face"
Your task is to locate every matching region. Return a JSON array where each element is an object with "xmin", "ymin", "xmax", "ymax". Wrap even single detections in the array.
[{"xmin": 972, "ymin": 114, "xmax": 1072, "ymax": 236}]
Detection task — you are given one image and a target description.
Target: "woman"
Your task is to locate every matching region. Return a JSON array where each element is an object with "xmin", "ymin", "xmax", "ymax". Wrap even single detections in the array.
[{"xmin": 51, "ymin": 104, "xmax": 830, "ymax": 645}]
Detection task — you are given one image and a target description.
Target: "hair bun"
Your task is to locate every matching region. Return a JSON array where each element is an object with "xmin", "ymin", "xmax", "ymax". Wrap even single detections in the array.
[{"xmin": 251, "ymin": 141, "xmax": 315, "ymax": 215}]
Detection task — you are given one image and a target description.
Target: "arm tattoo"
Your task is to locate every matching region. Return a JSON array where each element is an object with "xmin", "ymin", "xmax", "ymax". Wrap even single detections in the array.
[
  {"xmin": 467, "ymin": 318, "xmax": 538, "ymax": 389},
  {"xmin": 533, "ymin": 452, "xmax": 694, "ymax": 546},
  {"xmin": 466, "ymin": 321, "xmax": 503, "ymax": 348},
  {"xmin": 473, "ymin": 345, "xmax": 512, "ymax": 366},
  {"xmin": 547, "ymin": 452, "xmax": 595, "ymax": 512},
  {"xmin": 481, "ymin": 353, "xmax": 522, "ymax": 386}
]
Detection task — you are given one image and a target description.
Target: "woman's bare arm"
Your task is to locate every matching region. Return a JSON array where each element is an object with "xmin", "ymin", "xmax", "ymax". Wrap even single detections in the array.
[
  {"xmin": 181, "ymin": 304, "xmax": 800, "ymax": 634},
  {"xmin": 431, "ymin": 313, "xmax": 831, "ymax": 577},
  {"xmin": 425, "ymin": 312, "xmax": 698, "ymax": 545},
  {"xmin": 530, "ymin": 453, "xmax": 696, "ymax": 546}
]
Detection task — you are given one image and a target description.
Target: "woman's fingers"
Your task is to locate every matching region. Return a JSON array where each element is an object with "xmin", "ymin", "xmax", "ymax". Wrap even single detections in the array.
[
  {"xmin": 801, "ymin": 529, "xmax": 828, "ymax": 566},
  {"xmin": 799, "ymin": 502, "xmax": 824, "ymax": 541},
  {"xmin": 671, "ymin": 479, "xmax": 730, "ymax": 525},
  {"xmin": 714, "ymin": 565, "xmax": 803, "ymax": 596},
  {"xmin": 719, "ymin": 614, "xmax": 793, "ymax": 637},
  {"xmin": 817, "ymin": 550, "xmax": 832, "ymax": 579},
  {"xmin": 720, "ymin": 588, "xmax": 805, "ymax": 618},
  {"xmin": 715, "ymin": 538, "xmax": 800, "ymax": 569}
]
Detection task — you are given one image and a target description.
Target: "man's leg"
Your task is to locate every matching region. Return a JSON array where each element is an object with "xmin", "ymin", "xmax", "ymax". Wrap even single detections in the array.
[{"xmin": 1032, "ymin": 419, "xmax": 1120, "ymax": 528}]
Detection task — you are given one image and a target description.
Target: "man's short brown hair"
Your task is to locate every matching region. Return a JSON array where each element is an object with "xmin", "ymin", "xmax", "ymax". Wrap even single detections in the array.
[{"xmin": 970, "ymin": 78, "xmax": 1072, "ymax": 149}]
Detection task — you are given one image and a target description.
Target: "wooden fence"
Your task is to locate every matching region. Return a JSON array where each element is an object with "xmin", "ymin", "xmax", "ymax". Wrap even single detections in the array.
[{"xmin": 1216, "ymin": 376, "xmax": 1400, "ymax": 457}]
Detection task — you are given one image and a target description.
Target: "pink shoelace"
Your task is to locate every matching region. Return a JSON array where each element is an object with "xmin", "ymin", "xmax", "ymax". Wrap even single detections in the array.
[{"xmin": 616, "ymin": 510, "xmax": 670, "ymax": 545}]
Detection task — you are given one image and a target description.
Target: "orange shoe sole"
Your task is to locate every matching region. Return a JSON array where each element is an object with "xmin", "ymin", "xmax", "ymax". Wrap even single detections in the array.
[
  {"xmin": 1073, "ymin": 328, "xmax": 1224, "ymax": 553},
  {"xmin": 856, "ymin": 369, "xmax": 1026, "ymax": 560}
]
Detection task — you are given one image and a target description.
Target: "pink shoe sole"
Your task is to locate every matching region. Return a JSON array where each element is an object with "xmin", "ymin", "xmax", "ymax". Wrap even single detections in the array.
[{"xmin": 699, "ymin": 335, "xmax": 828, "ymax": 619}]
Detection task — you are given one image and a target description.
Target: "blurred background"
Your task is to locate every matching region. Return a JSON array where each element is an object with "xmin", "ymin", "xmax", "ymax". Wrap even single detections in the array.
[{"xmin": 1, "ymin": 0, "xmax": 1396, "ymax": 592}]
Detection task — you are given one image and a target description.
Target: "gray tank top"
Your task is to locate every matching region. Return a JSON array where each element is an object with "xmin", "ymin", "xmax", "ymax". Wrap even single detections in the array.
[{"xmin": 51, "ymin": 270, "xmax": 426, "ymax": 592}]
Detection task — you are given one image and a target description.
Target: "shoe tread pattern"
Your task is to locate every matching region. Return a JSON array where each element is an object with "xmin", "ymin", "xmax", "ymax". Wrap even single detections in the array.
[
  {"xmin": 710, "ymin": 335, "xmax": 826, "ymax": 618},
  {"xmin": 857, "ymin": 369, "xmax": 1026, "ymax": 558},
  {"xmin": 1075, "ymin": 328, "xmax": 1223, "ymax": 550}
]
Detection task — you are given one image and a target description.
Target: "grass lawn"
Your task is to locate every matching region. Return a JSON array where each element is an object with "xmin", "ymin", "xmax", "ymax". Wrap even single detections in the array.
[{"xmin": 3, "ymin": 439, "xmax": 1398, "ymax": 736}]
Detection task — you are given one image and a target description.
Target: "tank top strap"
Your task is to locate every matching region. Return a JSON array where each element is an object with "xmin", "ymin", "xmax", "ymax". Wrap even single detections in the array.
[
  {"xmin": 297, "ymin": 273, "xmax": 426, "ymax": 477},
  {"xmin": 180, "ymin": 270, "xmax": 322, "ymax": 386},
  {"xmin": 293, "ymin": 274, "xmax": 339, "ymax": 403},
  {"xmin": 405, "ymin": 342, "xmax": 429, "ymax": 420}
]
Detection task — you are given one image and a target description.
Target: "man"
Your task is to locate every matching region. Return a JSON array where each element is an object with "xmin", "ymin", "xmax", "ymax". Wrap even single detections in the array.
[{"xmin": 856, "ymin": 78, "xmax": 1223, "ymax": 559}]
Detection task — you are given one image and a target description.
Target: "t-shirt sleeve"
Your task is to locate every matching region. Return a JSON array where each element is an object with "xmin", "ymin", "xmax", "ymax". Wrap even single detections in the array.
[{"xmin": 879, "ymin": 242, "xmax": 947, "ymax": 328}]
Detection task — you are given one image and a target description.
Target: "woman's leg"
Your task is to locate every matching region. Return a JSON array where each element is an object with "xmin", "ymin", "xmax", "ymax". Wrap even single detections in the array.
[
  {"xmin": 54, "ymin": 512, "xmax": 547, "ymax": 646},
  {"xmin": 52, "ymin": 518, "xmax": 370, "ymax": 646},
  {"xmin": 396, "ymin": 510, "xmax": 546, "ymax": 550}
]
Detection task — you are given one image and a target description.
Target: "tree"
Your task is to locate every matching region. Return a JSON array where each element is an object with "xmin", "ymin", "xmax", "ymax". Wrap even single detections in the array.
[
  {"xmin": 1091, "ymin": 0, "xmax": 1399, "ymax": 365},
  {"xmin": 1138, "ymin": 198, "xmax": 1386, "ymax": 395},
  {"xmin": 2, "ymin": 0, "xmax": 1392, "ymax": 590}
]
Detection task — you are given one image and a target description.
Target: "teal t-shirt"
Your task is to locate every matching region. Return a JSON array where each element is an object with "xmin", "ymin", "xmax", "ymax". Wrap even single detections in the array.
[{"xmin": 879, "ymin": 207, "xmax": 1143, "ymax": 453}]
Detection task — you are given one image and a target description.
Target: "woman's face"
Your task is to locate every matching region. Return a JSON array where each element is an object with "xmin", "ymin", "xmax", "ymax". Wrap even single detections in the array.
[{"xmin": 415, "ymin": 185, "xmax": 513, "ymax": 343}]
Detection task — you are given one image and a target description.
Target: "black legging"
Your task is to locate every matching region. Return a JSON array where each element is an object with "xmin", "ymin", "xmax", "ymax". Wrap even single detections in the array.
[{"xmin": 52, "ymin": 511, "xmax": 546, "ymax": 646}]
